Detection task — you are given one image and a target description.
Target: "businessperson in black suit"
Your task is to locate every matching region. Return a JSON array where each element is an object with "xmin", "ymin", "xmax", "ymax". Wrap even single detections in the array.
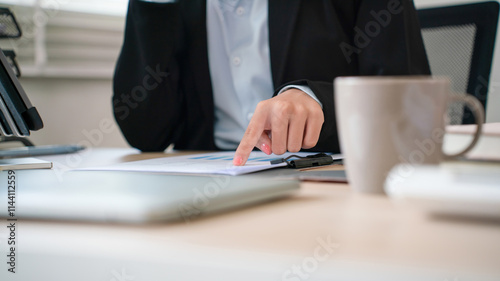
[{"xmin": 113, "ymin": 0, "xmax": 430, "ymax": 165}]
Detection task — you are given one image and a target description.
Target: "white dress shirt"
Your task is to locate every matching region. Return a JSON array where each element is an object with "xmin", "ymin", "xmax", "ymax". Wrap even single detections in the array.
[{"xmin": 141, "ymin": 0, "xmax": 320, "ymax": 149}]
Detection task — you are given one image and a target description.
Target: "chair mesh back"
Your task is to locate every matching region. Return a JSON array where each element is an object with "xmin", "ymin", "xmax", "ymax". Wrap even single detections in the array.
[
  {"xmin": 418, "ymin": 1, "xmax": 499, "ymax": 124},
  {"xmin": 0, "ymin": 8, "xmax": 22, "ymax": 38},
  {"xmin": 421, "ymin": 24, "xmax": 477, "ymax": 124}
]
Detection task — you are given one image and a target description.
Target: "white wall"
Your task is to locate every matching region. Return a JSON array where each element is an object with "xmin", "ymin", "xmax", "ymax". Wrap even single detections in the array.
[
  {"xmin": 17, "ymin": 0, "xmax": 500, "ymax": 148},
  {"xmin": 22, "ymin": 77, "xmax": 129, "ymax": 148},
  {"xmin": 1, "ymin": 3, "xmax": 129, "ymax": 148}
]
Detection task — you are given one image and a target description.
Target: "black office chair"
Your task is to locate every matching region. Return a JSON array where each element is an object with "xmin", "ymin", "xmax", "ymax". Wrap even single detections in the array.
[
  {"xmin": 0, "ymin": 7, "xmax": 22, "ymax": 77},
  {"xmin": 418, "ymin": 1, "xmax": 499, "ymax": 124}
]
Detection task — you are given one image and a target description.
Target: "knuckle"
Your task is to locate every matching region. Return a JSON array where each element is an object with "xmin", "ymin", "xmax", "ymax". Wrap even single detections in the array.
[
  {"xmin": 302, "ymin": 137, "xmax": 318, "ymax": 149},
  {"xmin": 275, "ymin": 99, "xmax": 293, "ymax": 113},
  {"xmin": 294, "ymin": 104, "xmax": 307, "ymax": 116},
  {"xmin": 255, "ymin": 100, "xmax": 268, "ymax": 112},
  {"xmin": 273, "ymin": 108, "xmax": 288, "ymax": 122}
]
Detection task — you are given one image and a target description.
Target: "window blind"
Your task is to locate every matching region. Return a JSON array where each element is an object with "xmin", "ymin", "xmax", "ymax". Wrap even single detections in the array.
[{"xmin": 0, "ymin": 0, "xmax": 127, "ymax": 78}]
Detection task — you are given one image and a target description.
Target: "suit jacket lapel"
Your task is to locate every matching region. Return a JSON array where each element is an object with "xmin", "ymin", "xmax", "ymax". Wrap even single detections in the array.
[{"xmin": 268, "ymin": 0, "xmax": 302, "ymax": 88}]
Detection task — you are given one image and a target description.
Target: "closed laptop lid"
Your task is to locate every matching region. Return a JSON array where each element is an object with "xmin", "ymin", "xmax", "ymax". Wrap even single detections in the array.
[{"xmin": 0, "ymin": 170, "xmax": 299, "ymax": 223}]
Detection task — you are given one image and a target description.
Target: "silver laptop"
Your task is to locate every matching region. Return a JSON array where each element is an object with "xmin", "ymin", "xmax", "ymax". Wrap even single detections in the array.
[{"xmin": 0, "ymin": 170, "xmax": 299, "ymax": 223}]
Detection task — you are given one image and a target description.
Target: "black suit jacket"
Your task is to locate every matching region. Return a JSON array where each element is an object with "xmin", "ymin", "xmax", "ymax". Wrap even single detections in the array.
[{"xmin": 113, "ymin": 0, "xmax": 430, "ymax": 152}]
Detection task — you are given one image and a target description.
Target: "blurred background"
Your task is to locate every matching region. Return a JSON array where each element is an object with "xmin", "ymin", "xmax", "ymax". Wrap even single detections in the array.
[{"xmin": 0, "ymin": 0, "xmax": 498, "ymax": 149}]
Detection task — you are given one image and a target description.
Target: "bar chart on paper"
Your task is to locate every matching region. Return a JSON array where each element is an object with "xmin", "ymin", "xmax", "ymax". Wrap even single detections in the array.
[{"xmin": 79, "ymin": 151, "xmax": 335, "ymax": 176}]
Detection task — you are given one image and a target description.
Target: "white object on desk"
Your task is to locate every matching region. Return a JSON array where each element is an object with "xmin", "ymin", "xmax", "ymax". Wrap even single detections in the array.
[
  {"xmin": 79, "ymin": 151, "xmax": 342, "ymax": 176},
  {"xmin": 385, "ymin": 162, "xmax": 500, "ymax": 218},
  {"xmin": 444, "ymin": 122, "xmax": 500, "ymax": 161},
  {"xmin": 0, "ymin": 157, "xmax": 52, "ymax": 170},
  {"xmin": 0, "ymin": 170, "xmax": 299, "ymax": 223}
]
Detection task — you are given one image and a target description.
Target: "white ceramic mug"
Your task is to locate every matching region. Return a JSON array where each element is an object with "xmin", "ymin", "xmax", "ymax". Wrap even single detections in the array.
[{"xmin": 334, "ymin": 76, "xmax": 484, "ymax": 194}]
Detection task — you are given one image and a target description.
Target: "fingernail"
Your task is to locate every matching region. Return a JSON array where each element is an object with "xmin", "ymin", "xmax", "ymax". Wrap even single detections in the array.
[
  {"xmin": 261, "ymin": 143, "xmax": 271, "ymax": 155},
  {"xmin": 233, "ymin": 156, "xmax": 243, "ymax": 166}
]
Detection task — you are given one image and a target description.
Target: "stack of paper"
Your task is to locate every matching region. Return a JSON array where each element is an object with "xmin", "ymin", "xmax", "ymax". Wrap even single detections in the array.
[
  {"xmin": 80, "ymin": 151, "xmax": 342, "ymax": 176},
  {"xmin": 444, "ymin": 122, "xmax": 500, "ymax": 161}
]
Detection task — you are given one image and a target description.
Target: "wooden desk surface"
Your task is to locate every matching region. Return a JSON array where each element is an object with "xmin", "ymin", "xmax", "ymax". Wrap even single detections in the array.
[{"xmin": 7, "ymin": 148, "xmax": 500, "ymax": 279}]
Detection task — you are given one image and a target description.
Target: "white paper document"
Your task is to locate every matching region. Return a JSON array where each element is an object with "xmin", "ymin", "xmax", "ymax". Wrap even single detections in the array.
[{"xmin": 80, "ymin": 151, "xmax": 342, "ymax": 176}]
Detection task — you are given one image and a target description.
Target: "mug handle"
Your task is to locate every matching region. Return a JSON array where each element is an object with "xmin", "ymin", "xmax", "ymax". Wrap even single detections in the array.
[{"xmin": 442, "ymin": 94, "xmax": 485, "ymax": 160}]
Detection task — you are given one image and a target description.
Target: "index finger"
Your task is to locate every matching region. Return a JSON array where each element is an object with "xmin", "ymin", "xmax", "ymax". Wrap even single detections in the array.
[{"xmin": 233, "ymin": 111, "xmax": 267, "ymax": 166}]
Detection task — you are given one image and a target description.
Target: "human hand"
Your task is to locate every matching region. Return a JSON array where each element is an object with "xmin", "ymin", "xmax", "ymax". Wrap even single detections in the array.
[{"xmin": 233, "ymin": 89, "xmax": 324, "ymax": 166}]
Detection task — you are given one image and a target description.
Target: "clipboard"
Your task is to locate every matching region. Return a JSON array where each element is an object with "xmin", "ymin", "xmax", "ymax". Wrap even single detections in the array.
[{"xmin": 271, "ymin": 153, "xmax": 343, "ymax": 169}]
